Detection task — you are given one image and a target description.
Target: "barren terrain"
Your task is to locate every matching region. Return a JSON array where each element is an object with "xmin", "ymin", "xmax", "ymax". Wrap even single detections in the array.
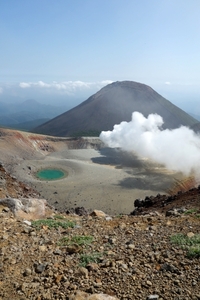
[
  {"xmin": 1, "ymin": 128, "xmax": 200, "ymax": 300},
  {"xmin": 0, "ymin": 128, "xmax": 190, "ymax": 215}
]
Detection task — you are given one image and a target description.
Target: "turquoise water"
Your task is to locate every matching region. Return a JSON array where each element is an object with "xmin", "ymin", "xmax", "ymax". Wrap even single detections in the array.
[{"xmin": 36, "ymin": 169, "xmax": 66, "ymax": 180}]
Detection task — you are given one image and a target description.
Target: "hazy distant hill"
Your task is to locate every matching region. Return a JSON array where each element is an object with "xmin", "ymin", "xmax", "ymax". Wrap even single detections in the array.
[
  {"xmin": 8, "ymin": 118, "xmax": 50, "ymax": 131},
  {"xmin": 0, "ymin": 99, "xmax": 68, "ymax": 130},
  {"xmin": 33, "ymin": 81, "xmax": 198, "ymax": 137}
]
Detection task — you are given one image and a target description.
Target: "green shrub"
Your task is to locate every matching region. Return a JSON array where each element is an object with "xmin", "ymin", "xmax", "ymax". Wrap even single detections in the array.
[
  {"xmin": 53, "ymin": 214, "xmax": 65, "ymax": 219},
  {"xmin": 32, "ymin": 219, "xmax": 75, "ymax": 230},
  {"xmin": 79, "ymin": 252, "xmax": 102, "ymax": 267},
  {"xmin": 170, "ymin": 233, "xmax": 200, "ymax": 258},
  {"xmin": 187, "ymin": 245, "xmax": 200, "ymax": 258},
  {"xmin": 184, "ymin": 208, "xmax": 197, "ymax": 214},
  {"xmin": 58, "ymin": 235, "xmax": 93, "ymax": 246}
]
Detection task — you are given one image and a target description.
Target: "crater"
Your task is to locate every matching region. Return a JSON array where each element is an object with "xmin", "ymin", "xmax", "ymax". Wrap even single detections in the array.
[{"xmin": 36, "ymin": 168, "xmax": 67, "ymax": 181}]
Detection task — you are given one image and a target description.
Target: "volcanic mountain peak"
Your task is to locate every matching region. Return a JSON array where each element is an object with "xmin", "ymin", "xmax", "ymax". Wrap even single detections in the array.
[
  {"xmin": 101, "ymin": 80, "xmax": 154, "ymax": 91},
  {"xmin": 33, "ymin": 81, "xmax": 198, "ymax": 137}
]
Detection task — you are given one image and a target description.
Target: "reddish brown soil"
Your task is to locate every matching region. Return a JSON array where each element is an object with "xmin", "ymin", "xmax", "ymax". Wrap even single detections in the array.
[{"xmin": 0, "ymin": 163, "xmax": 40, "ymax": 199}]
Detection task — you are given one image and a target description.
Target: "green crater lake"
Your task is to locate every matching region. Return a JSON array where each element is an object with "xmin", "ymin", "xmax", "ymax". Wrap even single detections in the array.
[{"xmin": 36, "ymin": 169, "xmax": 66, "ymax": 181}]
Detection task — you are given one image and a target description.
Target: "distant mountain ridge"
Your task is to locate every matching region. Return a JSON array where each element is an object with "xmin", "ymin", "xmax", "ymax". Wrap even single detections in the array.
[
  {"xmin": 33, "ymin": 81, "xmax": 198, "ymax": 137},
  {"xmin": 0, "ymin": 99, "xmax": 68, "ymax": 130}
]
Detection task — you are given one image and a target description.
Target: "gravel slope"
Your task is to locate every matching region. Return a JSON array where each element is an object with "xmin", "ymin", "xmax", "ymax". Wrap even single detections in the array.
[{"xmin": 1, "ymin": 209, "xmax": 200, "ymax": 300}]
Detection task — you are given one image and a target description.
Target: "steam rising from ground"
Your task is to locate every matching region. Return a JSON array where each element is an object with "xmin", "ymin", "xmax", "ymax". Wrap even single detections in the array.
[{"xmin": 100, "ymin": 112, "xmax": 200, "ymax": 177}]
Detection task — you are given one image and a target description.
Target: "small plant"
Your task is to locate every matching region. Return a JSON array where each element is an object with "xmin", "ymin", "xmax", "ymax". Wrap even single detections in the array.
[
  {"xmin": 184, "ymin": 208, "xmax": 197, "ymax": 215},
  {"xmin": 79, "ymin": 252, "xmax": 102, "ymax": 267},
  {"xmin": 187, "ymin": 245, "xmax": 200, "ymax": 258},
  {"xmin": 32, "ymin": 219, "xmax": 75, "ymax": 230},
  {"xmin": 58, "ymin": 235, "xmax": 93, "ymax": 246},
  {"xmin": 170, "ymin": 233, "xmax": 200, "ymax": 258},
  {"xmin": 116, "ymin": 214, "xmax": 123, "ymax": 218},
  {"xmin": 170, "ymin": 234, "xmax": 188, "ymax": 246},
  {"xmin": 54, "ymin": 214, "xmax": 65, "ymax": 219},
  {"xmin": 71, "ymin": 235, "xmax": 94, "ymax": 245},
  {"xmin": 58, "ymin": 237, "xmax": 69, "ymax": 246}
]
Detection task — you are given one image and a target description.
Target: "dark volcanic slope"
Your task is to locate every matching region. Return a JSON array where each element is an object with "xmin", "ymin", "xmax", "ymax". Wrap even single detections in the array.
[
  {"xmin": 191, "ymin": 122, "xmax": 200, "ymax": 133},
  {"xmin": 33, "ymin": 81, "xmax": 198, "ymax": 137}
]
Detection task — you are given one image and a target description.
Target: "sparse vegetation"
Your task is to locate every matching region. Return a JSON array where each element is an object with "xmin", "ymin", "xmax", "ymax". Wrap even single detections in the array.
[
  {"xmin": 32, "ymin": 219, "xmax": 75, "ymax": 230},
  {"xmin": 58, "ymin": 235, "xmax": 94, "ymax": 246},
  {"xmin": 170, "ymin": 233, "xmax": 200, "ymax": 258},
  {"xmin": 116, "ymin": 214, "xmax": 123, "ymax": 218},
  {"xmin": 53, "ymin": 214, "xmax": 65, "ymax": 219},
  {"xmin": 79, "ymin": 252, "xmax": 102, "ymax": 267},
  {"xmin": 182, "ymin": 208, "xmax": 200, "ymax": 219},
  {"xmin": 184, "ymin": 208, "xmax": 197, "ymax": 214}
]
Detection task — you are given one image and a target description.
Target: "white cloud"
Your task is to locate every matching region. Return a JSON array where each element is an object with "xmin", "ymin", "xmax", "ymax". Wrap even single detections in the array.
[
  {"xmin": 19, "ymin": 82, "xmax": 31, "ymax": 88},
  {"xmin": 100, "ymin": 80, "xmax": 114, "ymax": 85},
  {"xmin": 18, "ymin": 80, "xmax": 113, "ymax": 95},
  {"xmin": 165, "ymin": 81, "xmax": 171, "ymax": 85},
  {"xmin": 37, "ymin": 81, "xmax": 50, "ymax": 88}
]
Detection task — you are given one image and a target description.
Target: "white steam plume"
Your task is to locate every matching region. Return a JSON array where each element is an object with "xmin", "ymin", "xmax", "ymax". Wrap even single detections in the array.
[{"xmin": 100, "ymin": 112, "xmax": 200, "ymax": 176}]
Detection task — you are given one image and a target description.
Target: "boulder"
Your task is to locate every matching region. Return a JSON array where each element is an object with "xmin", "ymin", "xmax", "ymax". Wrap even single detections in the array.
[
  {"xmin": 75, "ymin": 206, "xmax": 89, "ymax": 216},
  {"xmin": 90, "ymin": 209, "xmax": 107, "ymax": 218},
  {"xmin": 134, "ymin": 198, "xmax": 144, "ymax": 208},
  {"xmin": 69, "ymin": 291, "xmax": 119, "ymax": 300},
  {"xmin": 0, "ymin": 197, "xmax": 53, "ymax": 220}
]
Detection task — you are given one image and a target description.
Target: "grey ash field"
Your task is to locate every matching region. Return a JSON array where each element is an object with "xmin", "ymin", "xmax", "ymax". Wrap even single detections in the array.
[{"xmin": 0, "ymin": 129, "xmax": 185, "ymax": 215}]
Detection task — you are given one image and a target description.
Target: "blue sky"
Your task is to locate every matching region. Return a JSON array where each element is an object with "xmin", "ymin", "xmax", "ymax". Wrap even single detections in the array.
[{"xmin": 0, "ymin": 0, "xmax": 200, "ymax": 114}]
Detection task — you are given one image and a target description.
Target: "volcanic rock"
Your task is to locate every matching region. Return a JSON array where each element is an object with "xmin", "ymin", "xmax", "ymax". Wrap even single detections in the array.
[{"xmin": 0, "ymin": 197, "xmax": 53, "ymax": 220}]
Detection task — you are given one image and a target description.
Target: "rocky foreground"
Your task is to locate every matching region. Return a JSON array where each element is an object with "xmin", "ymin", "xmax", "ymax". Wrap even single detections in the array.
[
  {"xmin": 0, "ymin": 162, "xmax": 200, "ymax": 300},
  {"xmin": 0, "ymin": 203, "xmax": 200, "ymax": 300}
]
